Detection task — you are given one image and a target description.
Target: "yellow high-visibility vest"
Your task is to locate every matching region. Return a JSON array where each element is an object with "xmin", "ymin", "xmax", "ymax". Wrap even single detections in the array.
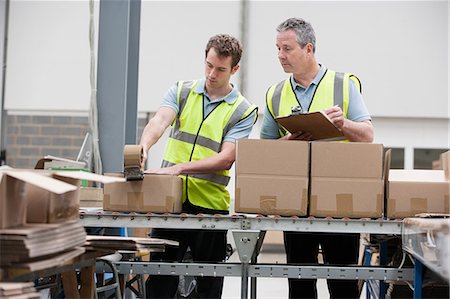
[
  {"xmin": 163, "ymin": 80, "xmax": 258, "ymax": 211},
  {"xmin": 267, "ymin": 69, "xmax": 361, "ymax": 137}
]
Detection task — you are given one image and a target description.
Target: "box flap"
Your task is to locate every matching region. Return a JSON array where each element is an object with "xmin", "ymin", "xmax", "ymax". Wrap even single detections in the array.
[
  {"xmin": 389, "ymin": 169, "xmax": 447, "ymax": 182},
  {"xmin": 275, "ymin": 111, "xmax": 345, "ymax": 141},
  {"xmin": 4, "ymin": 171, "xmax": 77, "ymax": 194},
  {"xmin": 35, "ymin": 155, "xmax": 86, "ymax": 169},
  {"xmin": 53, "ymin": 171, "xmax": 126, "ymax": 184}
]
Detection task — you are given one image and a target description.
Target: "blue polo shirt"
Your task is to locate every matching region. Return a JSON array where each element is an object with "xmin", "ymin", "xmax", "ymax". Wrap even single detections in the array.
[
  {"xmin": 260, "ymin": 65, "xmax": 371, "ymax": 139},
  {"xmin": 160, "ymin": 78, "xmax": 257, "ymax": 142}
]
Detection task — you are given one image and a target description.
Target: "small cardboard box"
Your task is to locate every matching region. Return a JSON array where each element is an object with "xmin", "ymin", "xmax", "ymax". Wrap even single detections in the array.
[
  {"xmin": 103, "ymin": 174, "xmax": 182, "ymax": 213},
  {"xmin": 235, "ymin": 139, "xmax": 309, "ymax": 216},
  {"xmin": 0, "ymin": 169, "xmax": 77, "ymax": 229},
  {"xmin": 310, "ymin": 142, "xmax": 385, "ymax": 218},
  {"xmin": 26, "ymin": 171, "xmax": 125, "ymax": 223},
  {"xmin": 387, "ymin": 170, "xmax": 450, "ymax": 219}
]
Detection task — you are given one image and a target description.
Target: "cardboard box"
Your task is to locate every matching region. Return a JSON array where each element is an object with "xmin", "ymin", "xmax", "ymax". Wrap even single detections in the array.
[
  {"xmin": 387, "ymin": 170, "xmax": 450, "ymax": 219},
  {"xmin": 103, "ymin": 174, "xmax": 182, "ymax": 213},
  {"xmin": 310, "ymin": 142, "xmax": 385, "ymax": 218},
  {"xmin": 0, "ymin": 169, "xmax": 77, "ymax": 229},
  {"xmin": 79, "ymin": 187, "xmax": 104, "ymax": 208},
  {"xmin": 441, "ymin": 151, "xmax": 450, "ymax": 179},
  {"xmin": 235, "ymin": 139, "xmax": 309, "ymax": 216},
  {"xmin": 26, "ymin": 171, "xmax": 125, "ymax": 223}
]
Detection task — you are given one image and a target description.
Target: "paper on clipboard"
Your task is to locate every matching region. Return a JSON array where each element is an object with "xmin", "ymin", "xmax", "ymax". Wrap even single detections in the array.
[{"xmin": 275, "ymin": 111, "xmax": 345, "ymax": 141}]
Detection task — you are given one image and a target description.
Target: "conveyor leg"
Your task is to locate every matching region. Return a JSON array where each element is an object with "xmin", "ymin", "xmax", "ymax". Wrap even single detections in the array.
[
  {"xmin": 379, "ymin": 241, "xmax": 387, "ymax": 299},
  {"xmin": 250, "ymin": 231, "xmax": 266, "ymax": 299},
  {"xmin": 413, "ymin": 258, "xmax": 423, "ymax": 299},
  {"xmin": 232, "ymin": 230, "xmax": 261, "ymax": 299}
]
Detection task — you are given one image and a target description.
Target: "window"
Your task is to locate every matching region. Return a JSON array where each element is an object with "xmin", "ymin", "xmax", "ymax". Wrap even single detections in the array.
[
  {"xmin": 414, "ymin": 148, "xmax": 449, "ymax": 170},
  {"xmin": 386, "ymin": 147, "xmax": 404, "ymax": 169}
]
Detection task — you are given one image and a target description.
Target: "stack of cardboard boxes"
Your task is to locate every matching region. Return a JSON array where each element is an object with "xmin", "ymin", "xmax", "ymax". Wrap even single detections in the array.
[
  {"xmin": 0, "ymin": 169, "xmax": 125, "ymax": 273},
  {"xmin": 235, "ymin": 139, "xmax": 450, "ymax": 219}
]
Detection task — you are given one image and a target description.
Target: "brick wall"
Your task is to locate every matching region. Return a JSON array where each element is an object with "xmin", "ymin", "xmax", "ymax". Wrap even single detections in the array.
[{"xmin": 5, "ymin": 114, "xmax": 148, "ymax": 169}]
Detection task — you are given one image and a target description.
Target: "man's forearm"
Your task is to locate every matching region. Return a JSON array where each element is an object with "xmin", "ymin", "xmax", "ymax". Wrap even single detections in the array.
[{"xmin": 341, "ymin": 120, "xmax": 374, "ymax": 142}]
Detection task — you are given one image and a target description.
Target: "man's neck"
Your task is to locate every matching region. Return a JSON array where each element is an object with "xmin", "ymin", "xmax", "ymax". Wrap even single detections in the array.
[
  {"xmin": 293, "ymin": 63, "xmax": 320, "ymax": 88},
  {"xmin": 206, "ymin": 84, "xmax": 232, "ymax": 100}
]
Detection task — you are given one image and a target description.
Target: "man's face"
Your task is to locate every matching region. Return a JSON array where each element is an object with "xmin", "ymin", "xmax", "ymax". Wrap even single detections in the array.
[
  {"xmin": 204, "ymin": 47, "xmax": 238, "ymax": 90},
  {"xmin": 276, "ymin": 29, "xmax": 308, "ymax": 74}
]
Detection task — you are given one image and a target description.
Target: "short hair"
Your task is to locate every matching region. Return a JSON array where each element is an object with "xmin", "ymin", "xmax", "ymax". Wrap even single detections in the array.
[
  {"xmin": 205, "ymin": 34, "xmax": 242, "ymax": 68},
  {"xmin": 277, "ymin": 18, "xmax": 316, "ymax": 53}
]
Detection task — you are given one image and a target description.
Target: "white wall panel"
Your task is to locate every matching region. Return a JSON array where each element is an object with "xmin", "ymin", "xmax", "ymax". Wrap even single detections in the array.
[
  {"xmin": 6, "ymin": 1, "xmax": 447, "ymax": 118},
  {"xmin": 5, "ymin": 1, "xmax": 94, "ymax": 111},
  {"xmin": 138, "ymin": 0, "xmax": 241, "ymax": 111},
  {"xmin": 245, "ymin": 1, "xmax": 448, "ymax": 118}
]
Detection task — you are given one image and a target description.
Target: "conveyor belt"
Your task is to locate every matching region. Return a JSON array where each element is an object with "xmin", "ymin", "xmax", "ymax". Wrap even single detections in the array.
[{"xmin": 79, "ymin": 208, "xmax": 403, "ymax": 235}]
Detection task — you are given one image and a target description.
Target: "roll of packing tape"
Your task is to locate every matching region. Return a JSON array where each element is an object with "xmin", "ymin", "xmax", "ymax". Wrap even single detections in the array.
[{"xmin": 123, "ymin": 144, "xmax": 143, "ymax": 169}]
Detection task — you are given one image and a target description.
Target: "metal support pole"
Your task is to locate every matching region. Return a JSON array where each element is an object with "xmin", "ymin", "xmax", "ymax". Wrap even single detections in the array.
[
  {"xmin": 97, "ymin": 0, "xmax": 141, "ymax": 173},
  {"xmin": 0, "ymin": 0, "xmax": 9, "ymax": 166},
  {"xmin": 232, "ymin": 230, "xmax": 260, "ymax": 299},
  {"xmin": 413, "ymin": 258, "xmax": 423, "ymax": 299},
  {"xmin": 379, "ymin": 241, "xmax": 387, "ymax": 299},
  {"xmin": 364, "ymin": 246, "xmax": 372, "ymax": 299},
  {"xmin": 241, "ymin": 263, "xmax": 248, "ymax": 299},
  {"xmin": 238, "ymin": 0, "xmax": 248, "ymax": 95},
  {"xmin": 250, "ymin": 231, "xmax": 266, "ymax": 299}
]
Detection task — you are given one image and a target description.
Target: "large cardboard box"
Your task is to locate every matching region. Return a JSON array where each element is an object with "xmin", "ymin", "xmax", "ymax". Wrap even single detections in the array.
[
  {"xmin": 310, "ymin": 142, "xmax": 385, "ymax": 218},
  {"xmin": 387, "ymin": 170, "xmax": 450, "ymax": 219},
  {"xmin": 235, "ymin": 139, "xmax": 309, "ymax": 216},
  {"xmin": 26, "ymin": 171, "xmax": 125, "ymax": 223},
  {"xmin": 0, "ymin": 169, "xmax": 77, "ymax": 229},
  {"xmin": 103, "ymin": 174, "xmax": 182, "ymax": 213}
]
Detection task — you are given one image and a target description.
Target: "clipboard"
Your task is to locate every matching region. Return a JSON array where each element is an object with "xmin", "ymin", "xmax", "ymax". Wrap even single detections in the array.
[{"xmin": 275, "ymin": 111, "xmax": 345, "ymax": 141}]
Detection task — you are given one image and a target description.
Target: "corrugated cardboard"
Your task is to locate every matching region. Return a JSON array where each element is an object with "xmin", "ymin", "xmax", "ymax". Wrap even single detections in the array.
[
  {"xmin": 79, "ymin": 187, "xmax": 103, "ymax": 207},
  {"xmin": 387, "ymin": 169, "xmax": 450, "ymax": 219},
  {"xmin": 103, "ymin": 174, "xmax": 182, "ymax": 213},
  {"xmin": 441, "ymin": 151, "xmax": 450, "ymax": 179},
  {"xmin": 0, "ymin": 170, "xmax": 77, "ymax": 229},
  {"xmin": 26, "ymin": 171, "xmax": 125, "ymax": 223},
  {"xmin": 235, "ymin": 139, "xmax": 309, "ymax": 216},
  {"xmin": 310, "ymin": 142, "xmax": 385, "ymax": 218}
]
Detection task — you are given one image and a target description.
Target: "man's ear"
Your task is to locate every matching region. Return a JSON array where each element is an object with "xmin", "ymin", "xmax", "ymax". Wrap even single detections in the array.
[
  {"xmin": 231, "ymin": 64, "xmax": 240, "ymax": 75},
  {"xmin": 306, "ymin": 43, "xmax": 314, "ymax": 54}
]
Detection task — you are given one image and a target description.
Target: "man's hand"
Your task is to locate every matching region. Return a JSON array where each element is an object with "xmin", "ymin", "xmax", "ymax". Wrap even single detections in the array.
[
  {"xmin": 140, "ymin": 147, "xmax": 148, "ymax": 170},
  {"xmin": 323, "ymin": 105, "xmax": 374, "ymax": 142},
  {"xmin": 281, "ymin": 131, "xmax": 313, "ymax": 141},
  {"xmin": 144, "ymin": 164, "xmax": 184, "ymax": 176},
  {"xmin": 323, "ymin": 105, "xmax": 344, "ymax": 130}
]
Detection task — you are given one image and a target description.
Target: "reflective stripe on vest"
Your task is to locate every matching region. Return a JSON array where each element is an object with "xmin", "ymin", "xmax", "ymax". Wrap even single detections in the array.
[{"xmin": 163, "ymin": 80, "xmax": 257, "ymax": 211}]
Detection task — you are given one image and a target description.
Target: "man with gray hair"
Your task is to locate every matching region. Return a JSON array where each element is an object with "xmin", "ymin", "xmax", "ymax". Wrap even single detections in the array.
[{"xmin": 261, "ymin": 17, "xmax": 373, "ymax": 298}]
